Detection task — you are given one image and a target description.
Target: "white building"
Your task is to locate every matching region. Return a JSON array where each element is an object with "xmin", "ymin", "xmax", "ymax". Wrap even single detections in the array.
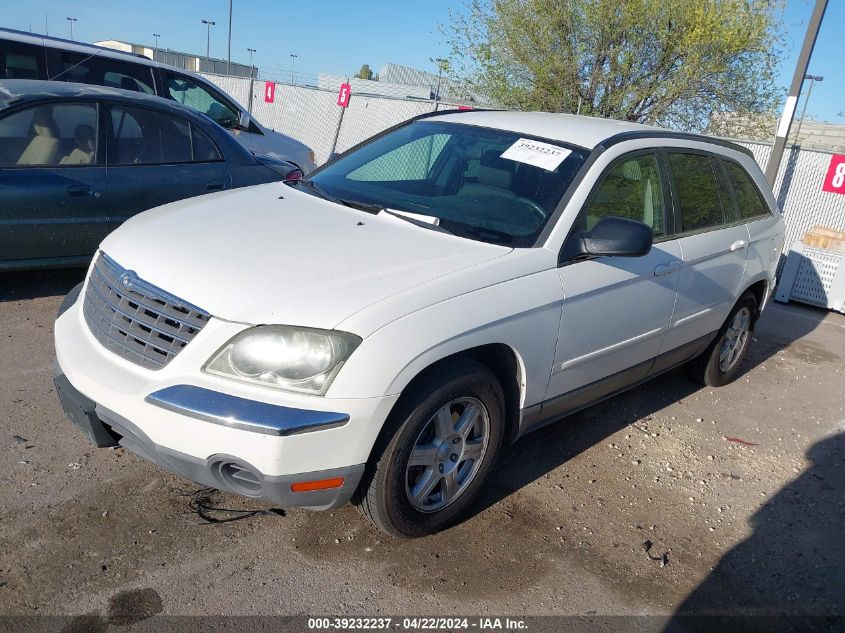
[{"xmin": 94, "ymin": 40, "xmax": 255, "ymax": 78}]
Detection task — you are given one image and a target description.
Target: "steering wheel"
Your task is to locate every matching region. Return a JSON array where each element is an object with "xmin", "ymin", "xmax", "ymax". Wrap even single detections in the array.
[{"xmin": 514, "ymin": 196, "xmax": 547, "ymax": 221}]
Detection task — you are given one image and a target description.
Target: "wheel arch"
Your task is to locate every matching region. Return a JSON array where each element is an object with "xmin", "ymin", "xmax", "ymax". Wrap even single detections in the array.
[
  {"xmin": 386, "ymin": 342, "xmax": 526, "ymax": 446},
  {"xmin": 740, "ymin": 277, "xmax": 769, "ymax": 317}
]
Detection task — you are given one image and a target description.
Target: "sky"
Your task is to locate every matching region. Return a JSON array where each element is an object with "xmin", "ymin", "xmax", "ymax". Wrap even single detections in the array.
[{"xmin": 2, "ymin": 0, "xmax": 843, "ymax": 123}]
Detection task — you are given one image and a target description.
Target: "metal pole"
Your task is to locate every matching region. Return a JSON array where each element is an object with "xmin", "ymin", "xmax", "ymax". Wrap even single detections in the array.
[
  {"xmin": 202, "ymin": 20, "xmax": 215, "ymax": 65},
  {"xmin": 329, "ymin": 78, "xmax": 350, "ymax": 158},
  {"xmin": 227, "ymin": 0, "xmax": 232, "ymax": 75},
  {"xmin": 794, "ymin": 75, "xmax": 822, "ymax": 146},
  {"xmin": 764, "ymin": 0, "xmax": 828, "ymax": 186},
  {"xmin": 153, "ymin": 33, "xmax": 160, "ymax": 49},
  {"xmin": 66, "ymin": 17, "xmax": 76, "ymax": 40},
  {"xmin": 290, "ymin": 54, "xmax": 298, "ymax": 85}
]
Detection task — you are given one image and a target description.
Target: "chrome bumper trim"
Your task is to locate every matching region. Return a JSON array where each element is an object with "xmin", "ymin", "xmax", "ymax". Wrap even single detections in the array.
[{"xmin": 145, "ymin": 385, "xmax": 350, "ymax": 436}]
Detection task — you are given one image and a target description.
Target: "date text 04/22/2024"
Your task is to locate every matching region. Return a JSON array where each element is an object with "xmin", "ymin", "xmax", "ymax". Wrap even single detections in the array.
[{"xmin": 307, "ymin": 617, "xmax": 528, "ymax": 630}]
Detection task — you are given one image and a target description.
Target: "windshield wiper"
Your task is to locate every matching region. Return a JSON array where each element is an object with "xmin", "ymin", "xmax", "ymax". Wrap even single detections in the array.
[
  {"xmin": 289, "ymin": 180, "xmax": 386, "ymax": 214},
  {"xmin": 339, "ymin": 199, "xmax": 387, "ymax": 214},
  {"xmin": 381, "ymin": 209, "xmax": 453, "ymax": 235},
  {"xmin": 455, "ymin": 226, "xmax": 514, "ymax": 244},
  {"xmin": 288, "ymin": 178, "xmax": 340, "ymax": 204},
  {"xmin": 290, "ymin": 181, "xmax": 452, "ymax": 235}
]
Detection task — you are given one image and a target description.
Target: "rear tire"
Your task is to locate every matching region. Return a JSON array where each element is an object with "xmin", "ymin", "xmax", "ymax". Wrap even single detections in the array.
[
  {"xmin": 686, "ymin": 292, "xmax": 757, "ymax": 387},
  {"xmin": 354, "ymin": 358, "xmax": 505, "ymax": 538}
]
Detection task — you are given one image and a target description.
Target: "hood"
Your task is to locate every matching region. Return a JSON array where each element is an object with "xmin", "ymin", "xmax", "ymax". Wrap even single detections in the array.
[
  {"xmin": 99, "ymin": 183, "xmax": 511, "ymax": 329},
  {"xmin": 251, "ymin": 127, "xmax": 316, "ymax": 173}
]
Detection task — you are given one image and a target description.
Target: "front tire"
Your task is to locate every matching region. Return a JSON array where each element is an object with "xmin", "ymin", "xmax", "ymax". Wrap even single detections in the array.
[
  {"xmin": 687, "ymin": 292, "xmax": 757, "ymax": 387},
  {"xmin": 355, "ymin": 358, "xmax": 505, "ymax": 538}
]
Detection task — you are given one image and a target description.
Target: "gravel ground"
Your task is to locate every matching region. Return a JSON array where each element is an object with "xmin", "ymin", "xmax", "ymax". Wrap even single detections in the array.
[{"xmin": 0, "ymin": 268, "xmax": 843, "ymax": 624}]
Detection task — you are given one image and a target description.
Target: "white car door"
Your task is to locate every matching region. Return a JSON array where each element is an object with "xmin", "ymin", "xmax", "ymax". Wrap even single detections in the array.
[
  {"xmin": 661, "ymin": 151, "xmax": 750, "ymax": 352},
  {"xmin": 545, "ymin": 151, "xmax": 681, "ymax": 410}
]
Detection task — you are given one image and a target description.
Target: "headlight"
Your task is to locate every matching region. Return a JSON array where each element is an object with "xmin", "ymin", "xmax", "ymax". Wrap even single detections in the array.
[{"xmin": 203, "ymin": 326, "xmax": 361, "ymax": 395}]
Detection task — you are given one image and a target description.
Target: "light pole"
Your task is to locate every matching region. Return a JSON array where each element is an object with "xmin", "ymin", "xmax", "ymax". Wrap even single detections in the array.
[
  {"xmin": 153, "ymin": 33, "xmax": 160, "ymax": 49},
  {"xmin": 66, "ymin": 17, "xmax": 77, "ymax": 40},
  {"xmin": 289, "ymin": 54, "xmax": 298, "ymax": 85},
  {"xmin": 433, "ymin": 57, "xmax": 448, "ymax": 102},
  {"xmin": 247, "ymin": 48, "xmax": 256, "ymax": 78},
  {"xmin": 765, "ymin": 0, "xmax": 828, "ymax": 185},
  {"xmin": 794, "ymin": 74, "xmax": 823, "ymax": 146},
  {"xmin": 201, "ymin": 19, "xmax": 215, "ymax": 65},
  {"xmin": 226, "ymin": 0, "xmax": 232, "ymax": 76}
]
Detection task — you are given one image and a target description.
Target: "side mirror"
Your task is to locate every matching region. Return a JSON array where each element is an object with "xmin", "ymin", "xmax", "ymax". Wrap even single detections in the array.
[
  {"xmin": 238, "ymin": 111, "xmax": 251, "ymax": 130},
  {"xmin": 563, "ymin": 216, "xmax": 653, "ymax": 262}
]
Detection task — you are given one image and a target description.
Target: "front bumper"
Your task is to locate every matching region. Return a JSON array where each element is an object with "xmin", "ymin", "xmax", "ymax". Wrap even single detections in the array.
[
  {"xmin": 54, "ymin": 281, "xmax": 399, "ymax": 510},
  {"xmin": 54, "ymin": 366, "xmax": 364, "ymax": 510}
]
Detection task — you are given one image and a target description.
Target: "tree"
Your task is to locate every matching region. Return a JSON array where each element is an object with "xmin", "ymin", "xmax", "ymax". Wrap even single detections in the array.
[
  {"xmin": 444, "ymin": 0, "xmax": 783, "ymax": 131},
  {"xmin": 355, "ymin": 64, "xmax": 374, "ymax": 80}
]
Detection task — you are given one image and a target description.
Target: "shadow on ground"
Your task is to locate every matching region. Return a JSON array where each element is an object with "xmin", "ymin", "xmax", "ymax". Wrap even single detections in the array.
[
  {"xmin": 664, "ymin": 431, "xmax": 844, "ymax": 633},
  {"xmin": 0, "ymin": 268, "xmax": 86, "ymax": 303},
  {"xmin": 467, "ymin": 302, "xmax": 826, "ymax": 521}
]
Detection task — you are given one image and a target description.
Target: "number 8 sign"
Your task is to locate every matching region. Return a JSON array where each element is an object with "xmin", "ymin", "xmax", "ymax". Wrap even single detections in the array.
[{"xmin": 822, "ymin": 154, "xmax": 845, "ymax": 195}]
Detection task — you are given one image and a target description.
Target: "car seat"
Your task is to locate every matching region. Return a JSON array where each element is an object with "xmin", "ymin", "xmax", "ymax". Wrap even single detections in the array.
[
  {"xmin": 120, "ymin": 76, "xmax": 141, "ymax": 92},
  {"xmin": 18, "ymin": 108, "xmax": 60, "ymax": 165},
  {"xmin": 60, "ymin": 125, "xmax": 96, "ymax": 165},
  {"xmin": 459, "ymin": 150, "xmax": 516, "ymax": 198}
]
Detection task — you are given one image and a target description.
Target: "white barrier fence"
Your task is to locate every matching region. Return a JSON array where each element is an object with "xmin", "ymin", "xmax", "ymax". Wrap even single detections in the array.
[{"xmin": 202, "ymin": 73, "xmax": 845, "ymax": 259}]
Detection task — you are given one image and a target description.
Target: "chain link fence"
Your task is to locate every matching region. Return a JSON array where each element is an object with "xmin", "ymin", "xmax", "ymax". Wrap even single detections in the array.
[
  {"xmin": 201, "ymin": 73, "xmax": 460, "ymax": 164},
  {"xmin": 200, "ymin": 72, "xmax": 845, "ymax": 259}
]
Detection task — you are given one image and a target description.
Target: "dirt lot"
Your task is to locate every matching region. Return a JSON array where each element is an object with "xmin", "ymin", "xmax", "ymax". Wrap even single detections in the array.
[{"xmin": 0, "ymin": 268, "xmax": 843, "ymax": 625}]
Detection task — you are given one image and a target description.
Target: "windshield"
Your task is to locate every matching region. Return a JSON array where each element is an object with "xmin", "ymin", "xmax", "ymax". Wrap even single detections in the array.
[{"xmin": 306, "ymin": 120, "xmax": 588, "ymax": 246}]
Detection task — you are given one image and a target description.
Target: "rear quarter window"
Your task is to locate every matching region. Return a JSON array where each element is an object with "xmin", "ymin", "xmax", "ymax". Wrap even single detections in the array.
[
  {"xmin": 722, "ymin": 160, "xmax": 772, "ymax": 220},
  {"xmin": 0, "ymin": 40, "xmax": 43, "ymax": 79},
  {"xmin": 47, "ymin": 50, "xmax": 155, "ymax": 94}
]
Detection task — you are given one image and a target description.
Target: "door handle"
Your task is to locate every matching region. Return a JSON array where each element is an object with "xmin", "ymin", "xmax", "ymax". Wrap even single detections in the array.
[
  {"xmin": 66, "ymin": 185, "xmax": 92, "ymax": 197},
  {"xmin": 730, "ymin": 239, "xmax": 747, "ymax": 252},
  {"xmin": 653, "ymin": 260, "xmax": 681, "ymax": 277},
  {"xmin": 206, "ymin": 182, "xmax": 224, "ymax": 191}
]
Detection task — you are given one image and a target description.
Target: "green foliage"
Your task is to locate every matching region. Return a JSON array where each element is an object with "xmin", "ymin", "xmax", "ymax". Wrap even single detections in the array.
[
  {"xmin": 355, "ymin": 64, "xmax": 374, "ymax": 80},
  {"xmin": 444, "ymin": 0, "xmax": 784, "ymax": 131}
]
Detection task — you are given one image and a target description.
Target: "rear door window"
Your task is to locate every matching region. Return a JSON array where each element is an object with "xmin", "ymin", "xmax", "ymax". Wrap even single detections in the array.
[
  {"xmin": 0, "ymin": 40, "xmax": 44, "ymax": 79},
  {"xmin": 109, "ymin": 104, "xmax": 219, "ymax": 164},
  {"xmin": 47, "ymin": 50, "xmax": 155, "ymax": 93},
  {"xmin": 110, "ymin": 105, "xmax": 192, "ymax": 165},
  {"xmin": 666, "ymin": 152, "xmax": 724, "ymax": 233},
  {"xmin": 191, "ymin": 125, "xmax": 223, "ymax": 161},
  {"xmin": 722, "ymin": 160, "xmax": 772, "ymax": 220},
  {"xmin": 0, "ymin": 102, "xmax": 99, "ymax": 167}
]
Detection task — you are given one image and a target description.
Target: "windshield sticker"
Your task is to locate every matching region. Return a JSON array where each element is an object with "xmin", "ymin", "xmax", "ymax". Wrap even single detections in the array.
[{"xmin": 500, "ymin": 138, "xmax": 571, "ymax": 171}]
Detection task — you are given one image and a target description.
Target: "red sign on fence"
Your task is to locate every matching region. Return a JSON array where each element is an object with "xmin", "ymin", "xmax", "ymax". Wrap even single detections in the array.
[
  {"xmin": 337, "ymin": 83, "xmax": 351, "ymax": 108},
  {"xmin": 822, "ymin": 154, "xmax": 845, "ymax": 195},
  {"xmin": 264, "ymin": 81, "xmax": 275, "ymax": 103}
]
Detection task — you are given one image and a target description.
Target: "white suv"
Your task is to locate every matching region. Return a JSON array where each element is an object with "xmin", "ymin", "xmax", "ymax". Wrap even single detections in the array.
[{"xmin": 54, "ymin": 111, "xmax": 785, "ymax": 537}]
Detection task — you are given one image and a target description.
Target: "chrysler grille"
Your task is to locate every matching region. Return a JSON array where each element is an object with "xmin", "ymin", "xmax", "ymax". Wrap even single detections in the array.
[{"xmin": 83, "ymin": 253, "xmax": 209, "ymax": 369}]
